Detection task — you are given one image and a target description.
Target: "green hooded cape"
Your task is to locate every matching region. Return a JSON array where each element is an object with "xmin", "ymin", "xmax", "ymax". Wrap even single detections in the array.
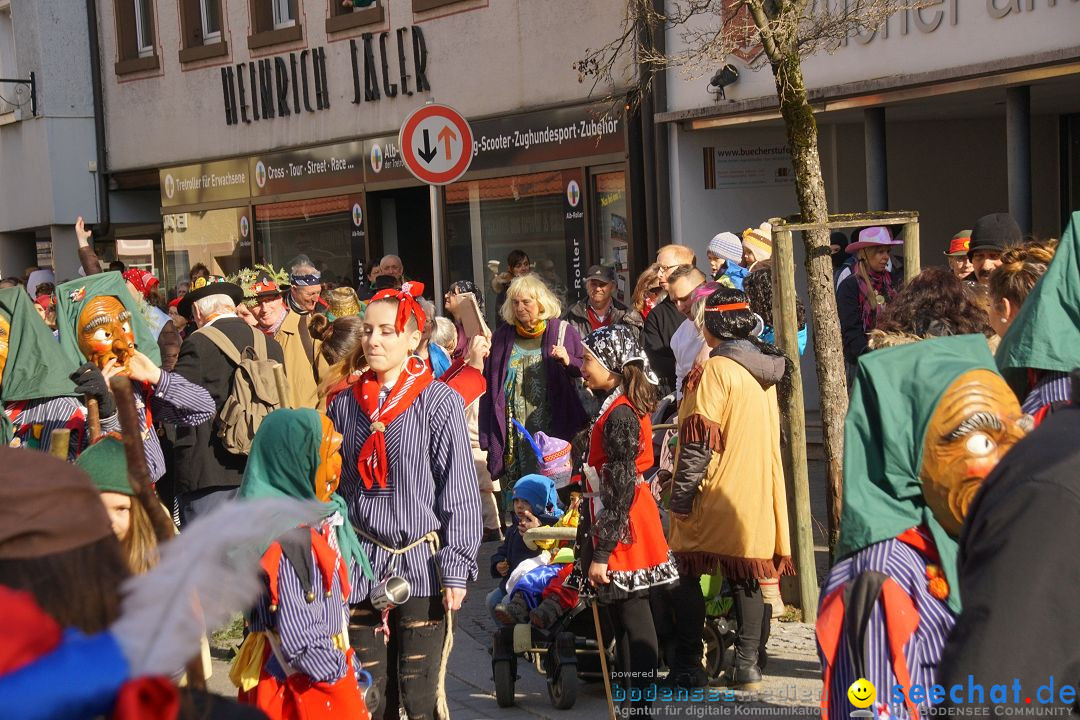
[
  {"xmin": 238, "ymin": 408, "xmax": 372, "ymax": 581},
  {"xmin": 0, "ymin": 288, "xmax": 79, "ymax": 446},
  {"xmin": 837, "ymin": 334, "xmax": 1000, "ymax": 614},
  {"xmin": 996, "ymin": 210, "xmax": 1080, "ymax": 399},
  {"xmin": 54, "ymin": 272, "xmax": 161, "ymax": 368}
]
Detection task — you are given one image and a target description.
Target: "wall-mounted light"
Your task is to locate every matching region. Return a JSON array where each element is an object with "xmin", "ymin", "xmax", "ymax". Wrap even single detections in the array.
[{"xmin": 707, "ymin": 64, "xmax": 739, "ymax": 100}]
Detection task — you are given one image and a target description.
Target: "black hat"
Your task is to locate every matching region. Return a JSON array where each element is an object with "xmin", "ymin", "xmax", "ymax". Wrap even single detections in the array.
[
  {"xmin": 585, "ymin": 264, "xmax": 617, "ymax": 284},
  {"xmin": 373, "ymin": 274, "xmax": 401, "ymax": 291},
  {"xmin": 968, "ymin": 213, "xmax": 1021, "ymax": 257},
  {"xmin": 177, "ymin": 275, "xmax": 245, "ymax": 318}
]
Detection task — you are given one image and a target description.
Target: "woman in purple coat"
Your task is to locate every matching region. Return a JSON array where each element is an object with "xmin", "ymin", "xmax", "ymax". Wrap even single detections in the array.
[{"xmin": 479, "ymin": 274, "xmax": 587, "ymax": 521}]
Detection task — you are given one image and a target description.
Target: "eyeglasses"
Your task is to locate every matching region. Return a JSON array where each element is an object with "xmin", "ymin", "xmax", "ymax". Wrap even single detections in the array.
[{"xmin": 658, "ymin": 264, "xmax": 682, "ymax": 274}]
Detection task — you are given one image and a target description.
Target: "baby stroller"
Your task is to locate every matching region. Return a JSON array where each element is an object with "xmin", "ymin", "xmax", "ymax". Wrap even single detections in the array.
[{"xmin": 490, "ymin": 527, "xmax": 615, "ymax": 710}]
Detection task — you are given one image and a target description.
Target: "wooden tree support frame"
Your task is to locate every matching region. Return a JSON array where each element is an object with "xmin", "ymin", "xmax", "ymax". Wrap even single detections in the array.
[{"xmin": 768, "ymin": 210, "xmax": 920, "ymax": 624}]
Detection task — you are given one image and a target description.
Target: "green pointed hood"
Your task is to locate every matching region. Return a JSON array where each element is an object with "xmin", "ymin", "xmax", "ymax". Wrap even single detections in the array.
[
  {"xmin": 837, "ymin": 334, "xmax": 1000, "ymax": 614},
  {"xmin": 239, "ymin": 408, "xmax": 372, "ymax": 580},
  {"xmin": 0, "ymin": 288, "xmax": 79, "ymax": 446},
  {"xmin": 996, "ymin": 210, "xmax": 1080, "ymax": 399},
  {"xmin": 54, "ymin": 272, "xmax": 161, "ymax": 367}
]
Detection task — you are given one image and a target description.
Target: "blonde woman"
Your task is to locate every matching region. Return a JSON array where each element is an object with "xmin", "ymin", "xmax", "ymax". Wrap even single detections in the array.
[{"xmin": 479, "ymin": 274, "xmax": 587, "ymax": 515}]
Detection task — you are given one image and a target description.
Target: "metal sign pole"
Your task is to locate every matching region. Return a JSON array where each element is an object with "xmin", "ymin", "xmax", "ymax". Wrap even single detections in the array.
[{"xmin": 429, "ymin": 184, "xmax": 445, "ymax": 302}]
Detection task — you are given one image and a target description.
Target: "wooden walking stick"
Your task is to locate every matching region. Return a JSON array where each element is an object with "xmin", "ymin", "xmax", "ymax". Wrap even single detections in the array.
[
  {"xmin": 86, "ymin": 397, "xmax": 101, "ymax": 442},
  {"xmin": 48, "ymin": 429, "xmax": 71, "ymax": 461},
  {"xmin": 591, "ymin": 599, "xmax": 618, "ymax": 720},
  {"xmin": 109, "ymin": 375, "xmax": 207, "ymax": 691}
]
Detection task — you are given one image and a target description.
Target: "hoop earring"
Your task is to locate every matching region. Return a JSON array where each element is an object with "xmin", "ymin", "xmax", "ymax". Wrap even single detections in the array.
[{"xmin": 404, "ymin": 354, "xmax": 426, "ymax": 378}]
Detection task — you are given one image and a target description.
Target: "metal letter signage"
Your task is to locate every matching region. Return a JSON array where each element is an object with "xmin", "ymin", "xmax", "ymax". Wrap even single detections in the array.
[{"xmin": 398, "ymin": 103, "xmax": 474, "ymax": 186}]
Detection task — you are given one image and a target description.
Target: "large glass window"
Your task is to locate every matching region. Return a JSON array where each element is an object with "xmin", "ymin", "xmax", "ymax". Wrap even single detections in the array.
[
  {"xmin": 255, "ymin": 195, "xmax": 358, "ymax": 288},
  {"xmin": 592, "ymin": 171, "xmax": 630, "ymax": 304},
  {"xmin": 445, "ymin": 170, "xmax": 571, "ymax": 325},
  {"xmin": 163, "ymin": 207, "xmax": 252, "ymax": 292}
]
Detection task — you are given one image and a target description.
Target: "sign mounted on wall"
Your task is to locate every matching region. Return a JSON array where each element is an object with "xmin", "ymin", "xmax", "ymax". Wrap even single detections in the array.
[{"xmin": 398, "ymin": 103, "xmax": 473, "ymax": 185}]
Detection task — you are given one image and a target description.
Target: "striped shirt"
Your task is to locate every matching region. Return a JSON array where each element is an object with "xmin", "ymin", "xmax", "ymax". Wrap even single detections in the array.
[
  {"xmin": 1021, "ymin": 371, "xmax": 1072, "ymax": 415},
  {"xmin": 819, "ymin": 538, "xmax": 956, "ymax": 719},
  {"xmin": 249, "ymin": 519, "xmax": 350, "ymax": 683},
  {"xmin": 137, "ymin": 370, "xmax": 215, "ymax": 481},
  {"xmin": 5, "ymin": 396, "xmax": 120, "ymax": 460},
  {"xmin": 328, "ymin": 381, "xmax": 481, "ymax": 601}
]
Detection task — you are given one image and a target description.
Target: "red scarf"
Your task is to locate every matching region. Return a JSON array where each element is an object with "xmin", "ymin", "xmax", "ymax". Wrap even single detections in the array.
[
  {"xmin": 352, "ymin": 358, "xmax": 433, "ymax": 489},
  {"xmin": 586, "ymin": 304, "xmax": 612, "ymax": 331}
]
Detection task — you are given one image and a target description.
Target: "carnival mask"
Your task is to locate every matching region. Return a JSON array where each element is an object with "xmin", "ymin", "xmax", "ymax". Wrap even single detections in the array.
[
  {"xmin": 0, "ymin": 315, "xmax": 10, "ymax": 385},
  {"xmin": 315, "ymin": 413, "xmax": 344, "ymax": 502},
  {"xmin": 77, "ymin": 296, "xmax": 135, "ymax": 369},
  {"xmin": 920, "ymin": 369, "xmax": 1026, "ymax": 536}
]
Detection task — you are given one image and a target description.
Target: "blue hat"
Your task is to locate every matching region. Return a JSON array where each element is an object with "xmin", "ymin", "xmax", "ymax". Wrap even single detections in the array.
[{"xmin": 512, "ymin": 474, "xmax": 563, "ymax": 519}]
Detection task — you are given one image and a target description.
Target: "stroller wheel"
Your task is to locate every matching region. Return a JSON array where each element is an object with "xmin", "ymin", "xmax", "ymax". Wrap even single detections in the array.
[
  {"xmin": 547, "ymin": 663, "xmax": 578, "ymax": 710},
  {"xmin": 702, "ymin": 621, "xmax": 724, "ymax": 680},
  {"xmin": 493, "ymin": 660, "xmax": 516, "ymax": 708}
]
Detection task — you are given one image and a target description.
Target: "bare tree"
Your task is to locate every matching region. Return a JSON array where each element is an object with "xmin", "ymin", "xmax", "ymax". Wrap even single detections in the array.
[{"xmin": 577, "ymin": 0, "xmax": 931, "ymax": 550}]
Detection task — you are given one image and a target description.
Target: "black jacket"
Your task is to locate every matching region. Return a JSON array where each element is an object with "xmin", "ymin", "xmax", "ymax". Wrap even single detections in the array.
[
  {"xmin": 836, "ymin": 273, "xmax": 870, "ymax": 366},
  {"xmin": 938, "ymin": 403, "xmax": 1080, "ymax": 712},
  {"xmin": 641, "ymin": 298, "xmax": 683, "ymax": 398},
  {"xmin": 561, "ymin": 299, "xmax": 633, "ymax": 343},
  {"xmin": 172, "ymin": 317, "xmax": 285, "ymax": 494}
]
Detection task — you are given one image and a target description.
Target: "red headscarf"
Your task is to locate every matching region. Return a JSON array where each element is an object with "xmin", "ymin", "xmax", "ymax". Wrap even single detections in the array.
[
  {"xmin": 370, "ymin": 280, "xmax": 427, "ymax": 333},
  {"xmin": 122, "ymin": 269, "xmax": 160, "ymax": 300}
]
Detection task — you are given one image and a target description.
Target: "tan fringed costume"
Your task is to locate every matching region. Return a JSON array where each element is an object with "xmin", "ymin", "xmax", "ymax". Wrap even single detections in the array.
[{"xmin": 668, "ymin": 350, "xmax": 793, "ymax": 580}]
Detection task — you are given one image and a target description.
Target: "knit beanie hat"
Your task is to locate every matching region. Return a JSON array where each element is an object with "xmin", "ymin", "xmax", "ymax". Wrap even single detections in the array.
[
  {"xmin": 742, "ymin": 223, "xmax": 773, "ymax": 262},
  {"xmin": 969, "ymin": 213, "xmax": 1021, "ymax": 256},
  {"xmin": 708, "ymin": 232, "xmax": 743, "ymax": 263},
  {"xmin": 511, "ymin": 474, "xmax": 564, "ymax": 519},
  {"xmin": 76, "ymin": 434, "xmax": 132, "ymax": 496}
]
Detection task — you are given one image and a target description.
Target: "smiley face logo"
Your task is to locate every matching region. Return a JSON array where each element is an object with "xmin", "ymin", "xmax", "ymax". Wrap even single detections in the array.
[{"xmin": 847, "ymin": 678, "xmax": 876, "ymax": 709}]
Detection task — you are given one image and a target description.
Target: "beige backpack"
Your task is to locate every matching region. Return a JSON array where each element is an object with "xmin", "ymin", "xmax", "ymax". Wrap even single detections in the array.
[{"xmin": 195, "ymin": 325, "xmax": 289, "ymax": 455}]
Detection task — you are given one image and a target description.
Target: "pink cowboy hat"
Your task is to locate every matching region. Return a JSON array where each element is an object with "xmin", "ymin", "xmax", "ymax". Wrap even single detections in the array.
[{"xmin": 845, "ymin": 226, "xmax": 904, "ymax": 254}]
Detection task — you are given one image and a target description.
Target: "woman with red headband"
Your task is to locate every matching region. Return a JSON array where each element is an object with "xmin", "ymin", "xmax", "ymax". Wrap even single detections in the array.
[
  {"xmin": 327, "ymin": 281, "xmax": 481, "ymax": 720},
  {"xmin": 666, "ymin": 286, "xmax": 794, "ymax": 690}
]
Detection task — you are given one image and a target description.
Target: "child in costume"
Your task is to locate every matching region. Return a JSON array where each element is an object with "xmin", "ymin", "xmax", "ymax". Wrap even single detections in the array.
[
  {"xmin": 565, "ymin": 324, "xmax": 679, "ymax": 712},
  {"xmin": 54, "ymin": 272, "xmax": 215, "ymax": 481},
  {"xmin": 232, "ymin": 408, "xmax": 372, "ymax": 720}
]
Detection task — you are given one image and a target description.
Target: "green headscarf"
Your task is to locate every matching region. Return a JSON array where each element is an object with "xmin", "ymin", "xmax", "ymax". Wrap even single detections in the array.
[
  {"xmin": 0, "ymin": 288, "xmax": 79, "ymax": 446},
  {"xmin": 996, "ymin": 210, "xmax": 1080, "ymax": 399},
  {"xmin": 837, "ymin": 334, "xmax": 1000, "ymax": 614},
  {"xmin": 238, "ymin": 408, "xmax": 372, "ymax": 580},
  {"xmin": 54, "ymin": 272, "xmax": 162, "ymax": 368}
]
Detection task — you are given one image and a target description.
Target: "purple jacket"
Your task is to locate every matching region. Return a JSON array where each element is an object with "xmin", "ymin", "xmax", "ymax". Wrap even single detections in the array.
[{"xmin": 479, "ymin": 318, "xmax": 587, "ymax": 480}]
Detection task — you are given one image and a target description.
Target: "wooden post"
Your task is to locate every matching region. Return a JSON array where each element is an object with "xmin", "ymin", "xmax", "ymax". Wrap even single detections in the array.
[
  {"xmin": 903, "ymin": 220, "xmax": 920, "ymax": 284},
  {"xmin": 770, "ymin": 226, "xmax": 819, "ymax": 623}
]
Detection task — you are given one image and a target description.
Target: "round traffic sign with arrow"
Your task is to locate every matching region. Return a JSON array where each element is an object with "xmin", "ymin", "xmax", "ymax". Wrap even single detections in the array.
[{"xmin": 398, "ymin": 103, "xmax": 474, "ymax": 186}]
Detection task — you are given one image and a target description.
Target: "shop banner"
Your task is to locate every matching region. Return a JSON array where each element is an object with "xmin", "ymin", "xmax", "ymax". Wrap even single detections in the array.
[
  {"xmin": 348, "ymin": 193, "xmax": 368, "ymax": 281},
  {"xmin": 709, "ymin": 144, "xmax": 794, "ymax": 189},
  {"xmin": 250, "ymin": 141, "xmax": 365, "ymax": 197},
  {"xmin": 362, "ymin": 135, "xmax": 411, "ymax": 183},
  {"xmin": 562, "ymin": 168, "xmax": 586, "ymax": 305},
  {"xmin": 160, "ymin": 158, "xmax": 250, "ymax": 208}
]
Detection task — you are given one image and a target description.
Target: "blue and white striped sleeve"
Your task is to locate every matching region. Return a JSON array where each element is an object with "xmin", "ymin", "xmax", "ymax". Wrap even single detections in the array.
[
  {"xmin": 429, "ymin": 386, "xmax": 482, "ymax": 589},
  {"xmin": 273, "ymin": 554, "xmax": 348, "ymax": 684},
  {"xmin": 149, "ymin": 370, "xmax": 215, "ymax": 427}
]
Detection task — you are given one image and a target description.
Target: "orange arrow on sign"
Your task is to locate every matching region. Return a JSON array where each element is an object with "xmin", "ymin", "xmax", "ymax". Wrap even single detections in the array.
[{"xmin": 437, "ymin": 125, "xmax": 458, "ymax": 160}]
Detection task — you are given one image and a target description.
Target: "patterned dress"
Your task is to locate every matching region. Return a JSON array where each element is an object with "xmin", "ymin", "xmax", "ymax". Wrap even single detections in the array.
[{"xmin": 502, "ymin": 337, "xmax": 551, "ymax": 496}]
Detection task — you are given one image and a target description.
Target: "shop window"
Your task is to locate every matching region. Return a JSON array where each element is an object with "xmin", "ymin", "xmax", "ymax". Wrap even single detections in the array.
[
  {"xmin": 445, "ymin": 170, "xmax": 581, "ymax": 326},
  {"xmin": 248, "ymin": 0, "xmax": 302, "ymax": 50},
  {"xmin": 592, "ymin": 171, "xmax": 630, "ymax": 304},
  {"xmin": 255, "ymin": 196, "xmax": 360, "ymax": 288},
  {"xmin": 163, "ymin": 208, "xmax": 253, "ymax": 293},
  {"xmin": 326, "ymin": 0, "xmax": 383, "ymax": 34},
  {"xmin": 178, "ymin": 0, "xmax": 228, "ymax": 63},
  {"xmin": 114, "ymin": 0, "xmax": 160, "ymax": 75}
]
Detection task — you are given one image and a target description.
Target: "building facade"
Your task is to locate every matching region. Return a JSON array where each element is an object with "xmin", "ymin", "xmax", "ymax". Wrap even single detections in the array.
[{"xmin": 93, "ymin": 0, "xmax": 638, "ymax": 319}]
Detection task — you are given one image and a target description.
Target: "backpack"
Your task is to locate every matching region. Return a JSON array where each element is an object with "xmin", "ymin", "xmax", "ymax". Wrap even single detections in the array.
[{"xmin": 195, "ymin": 325, "xmax": 289, "ymax": 455}]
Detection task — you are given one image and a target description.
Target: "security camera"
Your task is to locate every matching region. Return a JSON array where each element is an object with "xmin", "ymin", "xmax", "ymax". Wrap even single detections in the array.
[{"xmin": 707, "ymin": 64, "xmax": 740, "ymax": 99}]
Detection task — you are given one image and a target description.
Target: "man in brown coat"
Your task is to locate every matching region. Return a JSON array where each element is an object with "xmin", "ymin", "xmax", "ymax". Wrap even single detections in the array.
[{"xmin": 247, "ymin": 270, "xmax": 320, "ymax": 409}]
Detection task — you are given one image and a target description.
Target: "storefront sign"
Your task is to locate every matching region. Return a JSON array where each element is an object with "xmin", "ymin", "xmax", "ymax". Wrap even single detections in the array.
[
  {"xmin": 707, "ymin": 144, "xmax": 794, "ymax": 190},
  {"xmin": 398, "ymin": 103, "xmax": 474, "ymax": 185},
  {"xmin": 160, "ymin": 158, "xmax": 250, "ymax": 208},
  {"xmin": 250, "ymin": 141, "xmax": 365, "ymax": 197},
  {"xmin": 562, "ymin": 169, "xmax": 586, "ymax": 304},
  {"xmin": 349, "ymin": 27, "xmax": 430, "ymax": 103}
]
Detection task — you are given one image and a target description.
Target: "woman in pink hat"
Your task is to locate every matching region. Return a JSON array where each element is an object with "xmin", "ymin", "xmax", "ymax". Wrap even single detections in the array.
[{"xmin": 836, "ymin": 226, "xmax": 903, "ymax": 379}]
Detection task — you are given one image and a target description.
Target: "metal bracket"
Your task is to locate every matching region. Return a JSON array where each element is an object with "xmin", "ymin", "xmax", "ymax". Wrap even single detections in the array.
[{"xmin": 0, "ymin": 71, "xmax": 36, "ymax": 116}]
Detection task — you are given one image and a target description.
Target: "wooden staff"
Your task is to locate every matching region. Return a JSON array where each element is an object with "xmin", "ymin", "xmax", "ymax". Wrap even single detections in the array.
[
  {"xmin": 48, "ymin": 429, "xmax": 71, "ymax": 461},
  {"xmin": 273, "ymin": 364, "xmax": 291, "ymax": 409},
  {"xmin": 109, "ymin": 375, "xmax": 207, "ymax": 691},
  {"xmin": 592, "ymin": 600, "xmax": 617, "ymax": 720},
  {"xmin": 86, "ymin": 397, "xmax": 101, "ymax": 442}
]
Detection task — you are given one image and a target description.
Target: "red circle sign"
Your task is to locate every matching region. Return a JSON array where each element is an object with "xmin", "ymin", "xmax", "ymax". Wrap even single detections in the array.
[{"xmin": 398, "ymin": 104, "xmax": 474, "ymax": 186}]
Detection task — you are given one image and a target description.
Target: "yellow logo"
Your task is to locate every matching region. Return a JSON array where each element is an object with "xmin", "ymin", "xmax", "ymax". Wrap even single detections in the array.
[{"xmin": 847, "ymin": 678, "xmax": 876, "ymax": 709}]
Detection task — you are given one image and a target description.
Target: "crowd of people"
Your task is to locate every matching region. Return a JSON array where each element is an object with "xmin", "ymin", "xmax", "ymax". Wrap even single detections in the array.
[{"xmin": 0, "ymin": 206, "xmax": 1077, "ymax": 719}]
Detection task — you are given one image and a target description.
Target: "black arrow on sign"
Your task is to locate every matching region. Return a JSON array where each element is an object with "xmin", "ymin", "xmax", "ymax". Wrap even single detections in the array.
[{"xmin": 417, "ymin": 129, "xmax": 438, "ymax": 164}]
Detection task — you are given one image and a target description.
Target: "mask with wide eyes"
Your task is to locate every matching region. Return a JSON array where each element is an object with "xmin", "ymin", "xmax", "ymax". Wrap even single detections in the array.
[
  {"xmin": 0, "ymin": 315, "xmax": 10, "ymax": 386},
  {"xmin": 77, "ymin": 296, "xmax": 135, "ymax": 370},
  {"xmin": 314, "ymin": 413, "xmax": 344, "ymax": 502}
]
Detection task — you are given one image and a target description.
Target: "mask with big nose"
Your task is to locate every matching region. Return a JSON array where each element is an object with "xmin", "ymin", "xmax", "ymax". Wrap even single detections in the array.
[{"xmin": 77, "ymin": 296, "xmax": 135, "ymax": 369}]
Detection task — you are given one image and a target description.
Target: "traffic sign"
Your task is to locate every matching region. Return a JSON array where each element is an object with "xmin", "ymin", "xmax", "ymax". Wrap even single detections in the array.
[{"xmin": 398, "ymin": 103, "xmax": 474, "ymax": 186}]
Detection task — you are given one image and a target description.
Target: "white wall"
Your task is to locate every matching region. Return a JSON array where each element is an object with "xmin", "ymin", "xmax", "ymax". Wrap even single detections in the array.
[
  {"xmin": 665, "ymin": 1, "xmax": 1080, "ymax": 112},
  {"xmin": 101, "ymin": 0, "xmax": 631, "ymax": 171}
]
